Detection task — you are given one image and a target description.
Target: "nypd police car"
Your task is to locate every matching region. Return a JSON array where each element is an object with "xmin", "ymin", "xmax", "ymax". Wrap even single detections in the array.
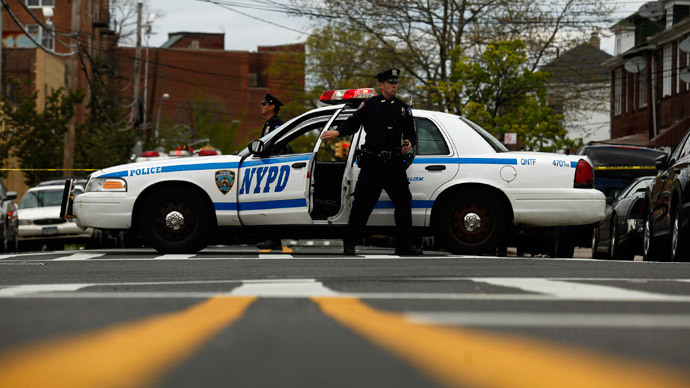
[{"xmin": 63, "ymin": 88, "xmax": 605, "ymax": 254}]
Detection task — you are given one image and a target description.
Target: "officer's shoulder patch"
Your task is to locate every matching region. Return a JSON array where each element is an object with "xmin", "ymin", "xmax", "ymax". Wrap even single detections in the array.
[
  {"xmin": 406, "ymin": 106, "xmax": 412, "ymax": 116},
  {"xmin": 358, "ymin": 101, "xmax": 365, "ymax": 110}
]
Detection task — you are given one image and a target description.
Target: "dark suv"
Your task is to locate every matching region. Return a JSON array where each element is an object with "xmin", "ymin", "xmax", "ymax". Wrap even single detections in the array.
[
  {"xmin": 0, "ymin": 179, "xmax": 19, "ymax": 252},
  {"xmin": 644, "ymin": 129, "xmax": 690, "ymax": 261}
]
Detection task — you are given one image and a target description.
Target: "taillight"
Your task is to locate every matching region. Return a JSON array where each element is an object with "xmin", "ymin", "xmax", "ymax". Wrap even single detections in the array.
[
  {"xmin": 634, "ymin": 200, "xmax": 645, "ymax": 216},
  {"xmin": 574, "ymin": 159, "xmax": 594, "ymax": 188}
]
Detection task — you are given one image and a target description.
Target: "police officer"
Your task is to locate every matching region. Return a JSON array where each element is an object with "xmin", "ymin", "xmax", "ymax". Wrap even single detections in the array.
[
  {"xmin": 260, "ymin": 93, "xmax": 284, "ymax": 137},
  {"xmin": 320, "ymin": 68, "xmax": 422, "ymax": 256},
  {"xmin": 257, "ymin": 93, "xmax": 285, "ymax": 250}
]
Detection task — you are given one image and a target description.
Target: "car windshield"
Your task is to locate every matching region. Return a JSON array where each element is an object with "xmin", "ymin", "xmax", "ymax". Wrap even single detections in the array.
[{"xmin": 19, "ymin": 188, "xmax": 83, "ymax": 209}]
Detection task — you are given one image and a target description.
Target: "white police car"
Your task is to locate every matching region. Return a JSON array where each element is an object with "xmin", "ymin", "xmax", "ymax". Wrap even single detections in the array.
[{"xmin": 63, "ymin": 88, "xmax": 605, "ymax": 254}]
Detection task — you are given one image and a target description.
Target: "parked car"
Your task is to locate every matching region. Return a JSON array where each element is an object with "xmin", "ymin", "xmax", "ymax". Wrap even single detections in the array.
[
  {"xmin": 18, "ymin": 184, "xmax": 94, "ymax": 250},
  {"xmin": 644, "ymin": 129, "xmax": 690, "ymax": 261},
  {"xmin": 0, "ymin": 179, "xmax": 19, "ymax": 253},
  {"xmin": 592, "ymin": 176, "xmax": 653, "ymax": 260},
  {"xmin": 63, "ymin": 88, "xmax": 605, "ymax": 254}
]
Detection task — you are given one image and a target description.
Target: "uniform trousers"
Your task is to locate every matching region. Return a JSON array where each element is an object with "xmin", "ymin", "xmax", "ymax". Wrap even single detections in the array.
[{"xmin": 344, "ymin": 156, "xmax": 413, "ymax": 248}]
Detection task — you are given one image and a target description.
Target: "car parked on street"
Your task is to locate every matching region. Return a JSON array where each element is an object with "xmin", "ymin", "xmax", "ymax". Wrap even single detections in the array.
[
  {"xmin": 18, "ymin": 184, "xmax": 94, "ymax": 251},
  {"xmin": 0, "ymin": 179, "xmax": 19, "ymax": 253},
  {"xmin": 592, "ymin": 176, "xmax": 653, "ymax": 260},
  {"xmin": 63, "ymin": 88, "xmax": 606, "ymax": 254},
  {"xmin": 644, "ymin": 129, "xmax": 690, "ymax": 261}
]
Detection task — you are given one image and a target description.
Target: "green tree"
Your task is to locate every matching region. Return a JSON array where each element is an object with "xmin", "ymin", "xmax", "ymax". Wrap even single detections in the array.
[
  {"xmin": 1, "ymin": 84, "xmax": 84, "ymax": 186},
  {"xmin": 436, "ymin": 40, "xmax": 580, "ymax": 152}
]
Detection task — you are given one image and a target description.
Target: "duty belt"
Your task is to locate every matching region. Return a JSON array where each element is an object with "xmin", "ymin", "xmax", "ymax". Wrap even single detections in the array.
[{"xmin": 359, "ymin": 148, "xmax": 399, "ymax": 160}]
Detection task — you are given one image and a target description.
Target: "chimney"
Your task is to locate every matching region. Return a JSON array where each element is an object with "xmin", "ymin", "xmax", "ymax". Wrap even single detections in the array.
[{"xmin": 589, "ymin": 32, "xmax": 600, "ymax": 50}]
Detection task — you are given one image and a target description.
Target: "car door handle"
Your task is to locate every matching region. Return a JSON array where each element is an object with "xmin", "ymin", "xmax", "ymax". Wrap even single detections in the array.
[
  {"xmin": 425, "ymin": 165, "xmax": 446, "ymax": 171},
  {"xmin": 292, "ymin": 162, "xmax": 307, "ymax": 169}
]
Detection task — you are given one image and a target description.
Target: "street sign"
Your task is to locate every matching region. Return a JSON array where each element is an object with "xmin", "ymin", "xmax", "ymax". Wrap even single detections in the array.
[{"xmin": 504, "ymin": 132, "xmax": 517, "ymax": 145}]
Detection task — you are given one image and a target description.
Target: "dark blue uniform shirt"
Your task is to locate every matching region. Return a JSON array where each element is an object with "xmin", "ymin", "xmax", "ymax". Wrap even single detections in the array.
[
  {"xmin": 336, "ymin": 95, "xmax": 416, "ymax": 152},
  {"xmin": 261, "ymin": 115, "xmax": 283, "ymax": 137}
]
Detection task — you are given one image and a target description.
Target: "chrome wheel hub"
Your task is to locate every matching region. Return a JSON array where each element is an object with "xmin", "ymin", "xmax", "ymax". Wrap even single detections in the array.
[
  {"xmin": 463, "ymin": 213, "xmax": 482, "ymax": 233},
  {"xmin": 165, "ymin": 211, "xmax": 185, "ymax": 231}
]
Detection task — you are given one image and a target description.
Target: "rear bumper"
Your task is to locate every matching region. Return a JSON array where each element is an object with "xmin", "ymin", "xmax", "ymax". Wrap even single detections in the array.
[{"xmin": 509, "ymin": 188, "xmax": 605, "ymax": 227}]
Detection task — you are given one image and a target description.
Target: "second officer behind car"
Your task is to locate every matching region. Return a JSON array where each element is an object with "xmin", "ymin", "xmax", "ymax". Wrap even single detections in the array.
[{"xmin": 320, "ymin": 68, "xmax": 422, "ymax": 256}]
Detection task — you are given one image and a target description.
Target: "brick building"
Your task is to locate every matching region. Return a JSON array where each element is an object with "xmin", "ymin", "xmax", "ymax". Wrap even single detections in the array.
[
  {"xmin": 1, "ymin": 0, "xmax": 113, "ymax": 197},
  {"xmin": 605, "ymin": 0, "xmax": 690, "ymax": 147},
  {"xmin": 116, "ymin": 32, "xmax": 305, "ymax": 153}
]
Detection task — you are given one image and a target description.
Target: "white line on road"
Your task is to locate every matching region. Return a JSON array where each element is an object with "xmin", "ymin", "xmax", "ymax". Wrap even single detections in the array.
[
  {"xmin": 229, "ymin": 279, "xmax": 341, "ymax": 297},
  {"xmin": 405, "ymin": 312, "xmax": 690, "ymax": 328},
  {"xmin": 0, "ymin": 284, "xmax": 94, "ymax": 297},
  {"xmin": 53, "ymin": 253, "xmax": 107, "ymax": 261},
  {"xmin": 473, "ymin": 278, "xmax": 672, "ymax": 301},
  {"xmin": 154, "ymin": 254, "xmax": 197, "ymax": 260}
]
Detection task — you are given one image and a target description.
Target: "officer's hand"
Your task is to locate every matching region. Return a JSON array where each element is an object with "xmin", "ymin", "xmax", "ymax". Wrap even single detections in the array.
[
  {"xmin": 401, "ymin": 139, "xmax": 412, "ymax": 154},
  {"xmin": 320, "ymin": 130, "xmax": 339, "ymax": 145}
]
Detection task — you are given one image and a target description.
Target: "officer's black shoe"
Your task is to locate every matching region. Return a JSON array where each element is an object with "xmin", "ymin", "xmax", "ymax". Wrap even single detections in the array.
[
  {"xmin": 344, "ymin": 245, "xmax": 356, "ymax": 255},
  {"xmin": 394, "ymin": 246, "xmax": 423, "ymax": 256},
  {"xmin": 257, "ymin": 239, "xmax": 282, "ymax": 250}
]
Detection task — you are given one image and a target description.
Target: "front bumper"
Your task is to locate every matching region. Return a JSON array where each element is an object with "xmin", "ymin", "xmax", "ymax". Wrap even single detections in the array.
[{"xmin": 73, "ymin": 193, "xmax": 135, "ymax": 230}]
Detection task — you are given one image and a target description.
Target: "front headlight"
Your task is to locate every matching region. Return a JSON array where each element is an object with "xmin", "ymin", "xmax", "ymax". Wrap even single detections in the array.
[
  {"xmin": 18, "ymin": 219, "xmax": 32, "ymax": 226},
  {"xmin": 85, "ymin": 178, "xmax": 127, "ymax": 192}
]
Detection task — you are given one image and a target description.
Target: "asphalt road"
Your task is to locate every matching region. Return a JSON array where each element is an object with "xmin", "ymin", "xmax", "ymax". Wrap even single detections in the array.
[{"xmin": 1, "ymin": 245, "xmax": 689, "ymax": 388}]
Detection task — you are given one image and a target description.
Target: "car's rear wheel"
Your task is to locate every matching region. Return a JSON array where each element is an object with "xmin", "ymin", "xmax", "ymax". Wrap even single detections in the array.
[
  {"xmin": 591, "ymin": 227, "xmax": 609, "ymax": 259},
  {"xmin": 0, "ymin": 225, "xmax": 8, "ymax": 253},
  {"xmin": 671, "ymin": 209, "xmax": 689, "ymax": 262},
  {"xmin": 611, "ymin": 220, "xmax": 633, "ymax": 261},
  {"xmin": 139, "ymin": 187, "xmax": 211, "ymax": 253},
  {"xmin": 435, "ymin": 189, "xmax": 507, "ymax": 255}
]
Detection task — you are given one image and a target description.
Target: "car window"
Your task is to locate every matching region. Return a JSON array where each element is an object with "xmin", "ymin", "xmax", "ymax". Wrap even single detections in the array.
[
  {"xmin": 317, "ymin": 115, "xmax": 353, "ymax": 161},
  {"xmin": 272, "ymin": 116, "xmax": 332, "ymax": 155},
  {"xmin": 19, "ymin": 188, "xmax": 83, "ymax": 209},
  {"xmin": 459, "ymin": 117, "xmax": 508, "ymax": 152},
  {"xmin": 619, "ymin": 178, "xmax": 653, "ymax": 199},
  {"xmin": 0, "ymin": 181, "xmax": 6, "ymax": 199},
  {"xmin": 415, "ymin": 118, "xmax": 450, "ymax": 155},
  {"xmin": 670, "ymin": 131, "xmax": 690, "ymax": 162}
]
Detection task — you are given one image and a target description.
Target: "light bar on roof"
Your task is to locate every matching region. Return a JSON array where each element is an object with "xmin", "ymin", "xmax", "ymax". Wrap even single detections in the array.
[{"xmin": 320, "ymin": 88, "xmax": 376, "ymax": 104}]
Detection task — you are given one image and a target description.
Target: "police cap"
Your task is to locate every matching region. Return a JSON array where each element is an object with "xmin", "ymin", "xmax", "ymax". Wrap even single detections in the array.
[
  {"xmin": 261, "ymin": 93, "xmax": 283, "ymax": 107},
  {"xmin": 374, "ymin": 68, "xmax": 400, "ymax": 83}
]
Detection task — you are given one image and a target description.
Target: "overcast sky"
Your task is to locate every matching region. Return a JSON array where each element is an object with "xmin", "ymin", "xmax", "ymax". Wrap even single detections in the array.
[{"xmin": 142, "ymin": 0, "xmax": 649, "ymax": 55}]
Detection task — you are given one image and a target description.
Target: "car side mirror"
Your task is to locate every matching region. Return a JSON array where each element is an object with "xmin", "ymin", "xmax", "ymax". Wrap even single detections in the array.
[
  {"xmin": 655, "ymin": 154, "xmax": 668, "ymax": 171},
  {"xmin": 248, "ymin": 140, "xmax": 265, "ymax": 156},
  {"xmin": 4, "ymin": 191, "xmax": 17, "ymax": 201}
]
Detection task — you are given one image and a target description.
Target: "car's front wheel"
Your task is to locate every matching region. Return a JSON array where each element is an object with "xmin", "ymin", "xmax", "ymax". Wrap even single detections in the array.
[
  {"xmin": 643, "ymin": 214, "xmax": 669, "ymax": 261},
  {"xmin": 671, "ymin": 208, "xmax": 689, "ymax": 262},
  {"xmin": 611, "ymin": 220, "xmax": 633, "ymax": 261},
  {"xmin": 139, "ymin": 187, "xmax": 212, "ymax": 253},
  {"xmin": 435, "ymin": 189, "xmax": 507, "ymax": 255}
]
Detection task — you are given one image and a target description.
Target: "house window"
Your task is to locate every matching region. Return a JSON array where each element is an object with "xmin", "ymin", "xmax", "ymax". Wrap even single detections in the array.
[
  {"xmin": 26, "ymin": 0, "xmax": 54, "ymax": 7},
  {"xmin": 639, "ymin": 69, "xmax": 647, "ymax": 108},
  {"xmin": 663, "ymin": 43, "xmax": 672, "ymax": 97},
  {"xmin": 614, "ymin": 69, "xmax": 622, "ymax": 116},
  {"xmin": 248, "ymin": 73, "xmax": 258, "ymax": 87},
  {"xmin": 189, "ymin": 40, "xmax": 200, "ymax": 50},
  {"xmin": 26, "ymin": 24, "xmax": 54, "ymax": 50}
]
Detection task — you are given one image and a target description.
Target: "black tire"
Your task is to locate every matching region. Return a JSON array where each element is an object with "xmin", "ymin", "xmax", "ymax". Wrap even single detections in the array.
[
  {"xmin": 610, "ymin": 221, "xmax": 633, "ymax": 261},
  {"xmin": 670, "ymin": 208, "xmax": 689, "ymax": 262},
  {"xmin": 435, "ymin": 189, "xmax": 507, "ymax": 255},
  {"xmin": 591, "ymin": 227, "xmax": 609, "ymax": 259},
  {"xmin": 139, "ymin": 187, "xmax": 211, "ymax": 253},
  {"xmin": 0, "ymin": 226, "xmax": 8, "ymax": 253},
  {"xmin": 643, "ymin": 214, "xmax": 669, "ymax": 261}
]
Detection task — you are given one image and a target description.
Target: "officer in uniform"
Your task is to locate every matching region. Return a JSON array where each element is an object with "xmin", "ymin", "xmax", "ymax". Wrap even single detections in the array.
[
  {"xmin": 319, "ymin": 68, "xmax": 422, "ymax": 256},
  {"xmin": 260, "ymin": 93, "xmax": 284, "ymax": 137},
  {"xmin": 257, "ymin": 93, "xmax": 285, "ymax": 250}
]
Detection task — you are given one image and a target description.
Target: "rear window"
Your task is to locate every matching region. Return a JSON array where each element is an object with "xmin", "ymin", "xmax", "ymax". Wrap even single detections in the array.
[{"xmin": 20, "ymin": 188, "xmax": 84, "ymax": 209}]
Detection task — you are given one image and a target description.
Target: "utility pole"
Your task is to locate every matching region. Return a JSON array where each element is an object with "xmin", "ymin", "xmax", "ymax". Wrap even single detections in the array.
[
  {"xmin": 132, "ymin": 2, "xmax": 142, "ymax": 132},
  {"xmin": 1, "ymin": 3, "xmax": 3, "ymax": 104},
  {"xmin": 62, "ymin": 0, "xmax": 80, "ymax": 175}
]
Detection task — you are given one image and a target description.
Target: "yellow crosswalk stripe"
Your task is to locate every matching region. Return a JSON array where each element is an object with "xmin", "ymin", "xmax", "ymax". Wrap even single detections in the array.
[{"xmin": 313, "ymin": 297, "xmax": 690, "ymax": 388}]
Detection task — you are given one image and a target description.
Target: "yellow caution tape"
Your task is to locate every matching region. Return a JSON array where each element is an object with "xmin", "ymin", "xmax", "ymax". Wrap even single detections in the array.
[{"xmin": 594, "ymin": 166, "xmax": 656, "ymax": 170}]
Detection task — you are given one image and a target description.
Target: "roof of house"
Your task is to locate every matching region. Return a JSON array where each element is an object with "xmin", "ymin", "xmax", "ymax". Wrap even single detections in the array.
[{"xmin": 541, "ymin": 43, "xmax": 612, "ymax": 84}]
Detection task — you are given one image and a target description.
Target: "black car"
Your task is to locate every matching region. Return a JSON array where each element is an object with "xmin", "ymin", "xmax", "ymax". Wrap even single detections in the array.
[
  {"xmin": 592, "ymin": 176, "xmax": 653, "ymax": 260},
  {"xmin": 644, "ymin": 130, "xmax": 690, "ymax": 262},
  {"xmin": 0, "ymin": 179, "xmax": 19, "ymax": 253}
]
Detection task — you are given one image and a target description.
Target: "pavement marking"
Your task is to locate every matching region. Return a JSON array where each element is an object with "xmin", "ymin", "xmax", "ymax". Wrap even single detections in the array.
[
  {"xmin": 313, "ymin": 297, "xmax": 690, "ymax": 388},
  {"xmin": 258, "ymin": 253, "xmax": 294, "ymax": 259},
  {"xmin": 0, "ymin": 284, "xmax": 94, "ymax": 297},
  {"xmin": 0, "ymin": 251, "xmax": 62, "ymax": 260},
  {"xmin": 53, "ymin": 253, "xmax": 107, "ymax": 261},
  {"xmin": 154, "ymin": 254, "xmax": 197, "ymax": 260},
  {"xmin": 0, "ymin": 296, "xmax": 256, "ymax": 388},
  {"xmin": 406, "ymin": 312, "xmax": 690, "ymax": 328},
  {"xmin": 229, "ymin": 279, "xmax": 340, "ymax": 297},
  {"xmin": 473, "ymin": 278, "xmax": 673, "ymax": 301}
]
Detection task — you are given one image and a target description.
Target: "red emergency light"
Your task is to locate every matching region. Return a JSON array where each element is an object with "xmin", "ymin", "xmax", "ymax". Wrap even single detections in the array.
[
  {"xmin": 320, "ymin": 88, "xmax": 376, "ymax": 105},
  {"xmin": 140, "ymin": 151, "xmax": 160, "ymax": 157}
]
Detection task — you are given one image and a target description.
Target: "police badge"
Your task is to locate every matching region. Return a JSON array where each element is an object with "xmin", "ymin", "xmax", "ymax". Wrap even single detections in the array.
[{"xmin": 215, "ymin": 170, "xmax": 235, "ymax": 195}]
